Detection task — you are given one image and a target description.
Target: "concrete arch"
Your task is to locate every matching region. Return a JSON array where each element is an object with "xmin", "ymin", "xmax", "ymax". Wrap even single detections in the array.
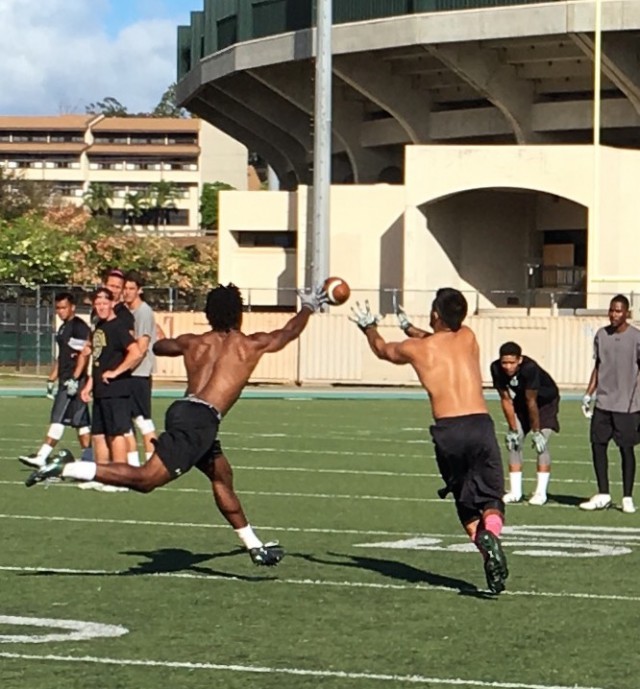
[{"xmin": 403, "ymin": 183, "xmax": 589, "ymax": 311}]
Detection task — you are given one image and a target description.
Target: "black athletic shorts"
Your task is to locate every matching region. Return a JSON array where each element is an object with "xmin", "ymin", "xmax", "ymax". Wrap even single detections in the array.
[
  {"xmin": 130, "ymin": 376, "xmax": 152, "ymax": 419},
  {"xmin": 91, "ymin": 397, "xmax": 132, "ymax": 436},
  {"xmin": 590, "ymin": 407, "xmax": 640, "ymax": 447},
  {"xmin": 430, "ymin": 413, "xmax": 505, "ymax": 525},
  {"xmin": 50, "ymin": 387, "xmax": 90, "ymax": 428},
  {"xmin": 517, "ymin": 396, "xmax": 560, "ymax": 435},
  {"xmin": 153, "ymin": 399, "xmax": 223, "ymax": 479}
]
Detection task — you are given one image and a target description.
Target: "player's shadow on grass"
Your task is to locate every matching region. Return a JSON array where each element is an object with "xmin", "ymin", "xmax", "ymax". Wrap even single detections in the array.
[
  {"xmin": 26, "ymin": 548, "xmax": 275, "ymax": 582},
  {"xmin": 296, "ymin": 552, "xmax": 491, "ymax": 598},
  {"xmin": 546, "ymin": 493, "xmax": 584, "ymax": 507}
]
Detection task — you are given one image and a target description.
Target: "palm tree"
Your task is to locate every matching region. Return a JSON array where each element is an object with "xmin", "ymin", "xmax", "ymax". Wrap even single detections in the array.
[
  {"xmin": 82, "ymin": 182, "xmax": 114, "ymax": 216},
  {"xmin": 123, "ymin": 190, "xmax": 150, "ymax": 230},
  {"xmin": 148, "ymin": 180, "xmax": 179, "ymax": 231}
]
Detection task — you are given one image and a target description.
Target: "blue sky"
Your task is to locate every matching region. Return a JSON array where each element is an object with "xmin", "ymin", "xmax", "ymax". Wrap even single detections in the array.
[
  {"xmin": 103, "ymin": 0, "xmax": 198, "ymax": 38},
  {"xmin": 0, "ymin": 0, "xmax": 203, "ymax": 115}
]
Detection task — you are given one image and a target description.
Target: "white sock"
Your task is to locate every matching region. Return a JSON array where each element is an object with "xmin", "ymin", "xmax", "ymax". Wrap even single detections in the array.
[
  {"xmin": 235, "ymin": 525, "xmax": 262, "ymax": 550},
  {"xmin": 63, "ymin": 462, "xmax": 97, "ymax": 481},
  {"xmin": 535, "ymin": 471, "xmax": 550, "ymax": 496},
  {"xmin": 127, "ymin": 451, "xmax": 141, "ymax": 467},
  {"xmin": 145, "ymin": 451, "xmax": 153, "ymax": 461},
  {"xmin": 509, "ymin": 471, "xmax": 523, "ymax": 497},
  {"xmin": 37, "ymin": 444, "xmax": 53, "ymax": 460}
]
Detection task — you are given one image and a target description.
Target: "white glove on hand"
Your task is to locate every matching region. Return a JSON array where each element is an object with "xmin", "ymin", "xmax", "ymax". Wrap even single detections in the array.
[
  {"xmin": 505, "ymin": 429, "xmax": 521, "ymax": 452},
  {"xmin": 46, "ymin": 381, "xmax": 55, "ymax": 400},
  {"xmin": 63, "ymin": 378, "xmax": 79, "ymax": 397},
  {"xmin": 297, "ymin": 285, "xmax": 329, "ymax": 313},
  {"xmin": 395, "ymin": 305, "xmax": 412, "ymax": 333},
  {"xmin": 581, "ymin": 394, "xmax": 594, "ymax": 419},
  {"xmin": 531, "ymin": 430, "xmax": 547, "ymax": 455},
  {"xmin": 348, "ymin": 300, "xmax": 382, "ymax": 331}
]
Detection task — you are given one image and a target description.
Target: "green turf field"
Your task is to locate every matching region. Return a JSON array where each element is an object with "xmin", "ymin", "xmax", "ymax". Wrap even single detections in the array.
[{"xmin": 1, "ymin": 396, "xmax": 638, "ymax": 689}]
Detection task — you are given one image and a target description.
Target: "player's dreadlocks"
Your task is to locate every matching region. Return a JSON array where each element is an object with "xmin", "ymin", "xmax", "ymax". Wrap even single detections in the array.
[{"xmin": 205, "ymin": 283, "xmax": 243, "ymax": 331}]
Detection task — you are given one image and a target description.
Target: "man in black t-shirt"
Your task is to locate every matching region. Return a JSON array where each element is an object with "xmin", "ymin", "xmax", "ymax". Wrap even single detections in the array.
[
  {"xmin": 19, "ymin": 292, "xmax": 91, "ymax": 468},
  {"xmin": 490, "ymin": 341, "xmax": 560, "ymax": 506},
  {"xmin": 84, "ymin": 268, "xmax": 136, "ymax": 468},
  {"xmin": 80, "ymin": 287, "xmax": 142, "ymax": 466}
]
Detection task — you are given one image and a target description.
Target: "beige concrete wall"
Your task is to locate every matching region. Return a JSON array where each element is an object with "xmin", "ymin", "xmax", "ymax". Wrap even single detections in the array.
[
  {"xmin": 404, "ymin": 144, "xmax": 640, "ymax": 308},
  {"xmin": 198, "ymin": 121, "xmax": 248, "ymax": 191},
  {"xmin": 152, "ymin": 310, "xmax": 605, "ymax": 389}
]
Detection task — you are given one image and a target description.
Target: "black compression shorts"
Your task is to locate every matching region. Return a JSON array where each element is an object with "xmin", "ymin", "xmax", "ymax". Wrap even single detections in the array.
[{"xmin": 430, "ymin": 413, "xmax": 505, "ymax": 525}]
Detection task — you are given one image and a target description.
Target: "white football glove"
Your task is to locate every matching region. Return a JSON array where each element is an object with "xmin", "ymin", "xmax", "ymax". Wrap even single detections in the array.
[
  {"xmin": 396, "ymin": 305, "xmax": 412, "ymax": 333},
  {"xmin": 505, "ymin": 429, "xmax": 521, "ymax": 452},
  {"xmin": 581, "ymin": 394, "xmax": 594, "ymax": 419},
  {"xmin": 46, "ymin": 381, "xmax": 55, "ymax": 400},
  {"xmin": 531, "ymin": 431, "xmax": 547, "ymax": 455},
  {"xmin": 297, "ymin": 285, "xmax": 329, "ymax": 313},
  {"xmin": 348, "ymin": 300, "xmax": 382, "ymax": 331}
]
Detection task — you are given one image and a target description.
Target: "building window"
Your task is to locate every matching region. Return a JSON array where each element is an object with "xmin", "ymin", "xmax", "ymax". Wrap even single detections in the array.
[{"xmin": 234, "ymin": 231, "xmax": 297, "ymax": 249}]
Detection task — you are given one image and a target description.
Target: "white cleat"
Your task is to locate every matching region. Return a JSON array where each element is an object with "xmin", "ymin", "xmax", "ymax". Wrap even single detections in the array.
[
  {"xmin": 528, "ymin": 493, "xmax": 547, "ymax": 506},
  {"xmin": 18, "ymin": 453, "xmax": 46, "ymax": 468},
  {"xmin": 503, "ymin": 492, "xmax": 523, "ymax": 504},
  {"xmin": 579, "ymin": 493, "xmax": 612, "ymax": 511},
  {"xmin": 622, "ymin": 497, "xmax": 637, "ymax": 514}
]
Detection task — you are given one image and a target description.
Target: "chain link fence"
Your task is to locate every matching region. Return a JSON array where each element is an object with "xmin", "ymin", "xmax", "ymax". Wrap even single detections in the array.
[{"xmin": 0, "ymin": 283, "xmax": 633, "ymax": 375}]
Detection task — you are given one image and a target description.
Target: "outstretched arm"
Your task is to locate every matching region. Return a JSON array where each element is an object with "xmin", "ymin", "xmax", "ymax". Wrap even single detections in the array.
[
  {"xmin": 249, "ymin": 309, "xmax": 313, "ymax": 354},
  {"xmin": 363, "ymin": 327, "xmax": 412, "ymax": 365},
  {"xmin": 153, "ymin": 337, "xmax": 185, "ymax": 357},
  {"xmin": 350, "ymin": 301, "xmax": 411, "ymax": 365}
]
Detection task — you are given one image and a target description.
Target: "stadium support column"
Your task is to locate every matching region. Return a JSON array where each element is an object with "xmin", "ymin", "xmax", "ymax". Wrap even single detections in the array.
[
  {"xmin": 589, "ymin": 0, "xmax": 602, "ymax": 307},
  {"xmin": 309, "ymin": 0, "xmax": 332, "ymax": 288}
]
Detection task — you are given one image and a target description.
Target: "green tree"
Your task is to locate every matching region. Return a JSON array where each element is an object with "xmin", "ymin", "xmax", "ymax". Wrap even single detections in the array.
[
  {"xmin": 123, "ymin": 190, "xmax": 150, "ymax": 230},
  {"xmin": 152, "ymin": 83, "xmax": 188, "ymax": 118},
  {"xmin": 82, "ymin": 182, "xmax": 114, "ymax": 217},
  {"xmin": 148, "ymin": 181, "xmax": 179, "ymax": 231},
  {"xmin": 0, "ymin": 215, "xmax": 80, "ymax": 285},
  {"xmin": 0, "ymin": 168, "xmax": 52, "ymax": 221},
  {"xmin": 85, "ymin": 96, "xmax": 129, "ymax": 117},
  {"xmin": 200, "ymin": 181, "xmax": 235, "ymax": 232}
]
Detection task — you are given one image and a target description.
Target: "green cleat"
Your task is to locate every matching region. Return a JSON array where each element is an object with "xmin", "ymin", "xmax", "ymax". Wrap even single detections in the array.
[
  {"xmin": 477, "ymin": 530, "xmax": 509, "ymax": 594},
  {"xmin": 25, "ymin": 449, "xmax": 75, "ymax": 488}
]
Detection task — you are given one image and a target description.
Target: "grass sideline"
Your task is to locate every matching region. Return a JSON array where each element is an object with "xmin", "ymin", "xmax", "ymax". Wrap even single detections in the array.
[{"xmin": 1, "ymin": 396, "xmax": 638, "ymax": 689}]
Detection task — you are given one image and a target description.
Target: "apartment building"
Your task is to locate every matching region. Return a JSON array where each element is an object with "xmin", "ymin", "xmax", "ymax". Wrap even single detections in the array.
[{"xmin": 0, "ymin": 114, "xmax": 247, "ymax": 235}]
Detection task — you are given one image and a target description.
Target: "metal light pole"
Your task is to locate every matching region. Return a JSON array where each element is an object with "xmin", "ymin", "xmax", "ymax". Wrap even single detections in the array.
[
  {"xmin": 310, "ymin": 0, "xmax": 332, "ymax": 288},
  {"xmin": 589, "ymin": 0, "xmax": 603, "ymax": 303}
]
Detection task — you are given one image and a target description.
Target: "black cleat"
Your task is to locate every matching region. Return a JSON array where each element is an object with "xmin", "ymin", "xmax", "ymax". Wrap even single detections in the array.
[
  {"xmin": 25, "ymin": 449, "xmax": 75, "ymax": 488},
  {"xmin": 249, "ymin": 542, "xmax": 285, "ymax": 567},
  {"xmin": 477, "ymin": 530, "xmax": 509, "ymax": 594}
]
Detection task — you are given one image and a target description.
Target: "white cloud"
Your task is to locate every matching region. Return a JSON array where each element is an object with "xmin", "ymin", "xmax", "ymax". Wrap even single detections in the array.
[{"xmin": 0, "ymin": 0, "xmax": 181, "ymax": 115}]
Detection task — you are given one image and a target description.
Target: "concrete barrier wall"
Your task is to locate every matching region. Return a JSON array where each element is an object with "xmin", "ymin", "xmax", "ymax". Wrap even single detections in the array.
[{"xmin": 153, "ymin": 311, "xmax": 606, "ymax": 388}]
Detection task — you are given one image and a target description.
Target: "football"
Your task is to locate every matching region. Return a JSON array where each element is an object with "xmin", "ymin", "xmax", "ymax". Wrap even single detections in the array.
[{"xmin": 323, "ymin": 277, "xmax": 350, "ymax": 306}]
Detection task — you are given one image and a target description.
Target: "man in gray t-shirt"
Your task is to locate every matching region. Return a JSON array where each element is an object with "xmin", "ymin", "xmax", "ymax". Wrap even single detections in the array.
[
  {"xmin": 123, "ymin": 272, "xmax": 158, "ymax": 465},
  {"xmin": 580, "ymin": 294, "xmax": 640, "ymax": 514}
]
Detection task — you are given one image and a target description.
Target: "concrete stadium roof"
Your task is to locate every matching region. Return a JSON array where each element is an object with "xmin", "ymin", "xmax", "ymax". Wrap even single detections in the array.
[{"xmin": 177, "ymin": 0, "xmax": 640, "ymax": 188}]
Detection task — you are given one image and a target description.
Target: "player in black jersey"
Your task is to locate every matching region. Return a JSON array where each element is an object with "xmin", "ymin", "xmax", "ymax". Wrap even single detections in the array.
[
  {"xmin": 80, "ymin": 287, "xmax": 142, "ymax": 467},
  {"xmin": 83, "ymin": 268, "xmax": 136, "ymax": 468},
  {"xmin": 19, "ymin": 293, "xmax": 91, "ymax": 468},
  {"xmin": 490, "ymin": 342, "xmax": 560, "ymax": 506}
]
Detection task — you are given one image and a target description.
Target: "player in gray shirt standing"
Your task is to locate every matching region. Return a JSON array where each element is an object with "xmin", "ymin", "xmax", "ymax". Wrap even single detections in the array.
[
  {"xmin": 123, "ymin": 271, "xmax": 158, "ymax": 465},
  {"xmin": 580, "ymin": 294, "xmax": 640, "ymax": 513}
]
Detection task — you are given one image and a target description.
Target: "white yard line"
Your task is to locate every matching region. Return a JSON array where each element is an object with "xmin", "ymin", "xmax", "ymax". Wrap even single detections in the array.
[
  {"xmin": 0, "ymin": 481, "xmax": 599, "ymax": 504},
  {"xmin": 0, "ymin": 651, "xmax": 607, "ymax": 689},
  {"xmin": 0, "ymin": 651, "xmax": 608, "ymax": 689},
  {"xmin": 0, "ymin": 564, "xmax": 639, "ymax": 604}
]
